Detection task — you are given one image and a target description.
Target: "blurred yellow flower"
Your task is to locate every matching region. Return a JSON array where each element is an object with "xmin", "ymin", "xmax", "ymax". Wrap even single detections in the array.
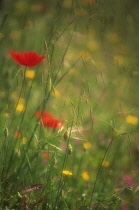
[
  {"xmin": 62, "ymin": 0, "xmax": 72, "ymax": 8},
  {"xmin": 83, "ymin": 142, "xmax": 91, "ymax": 149},
  {"xmin": 5, "ymin": 113, "xmax": 10, "ymax": 118},
  {"xmin": 126, "ymin": 115, "xmax": 138, "ymax": 125},
  {"xmin": 62, "ymin": 170, "xmax": 73, "ymax": 175},
  {"xmin": 16, "ymin": 104, "xmax": 25, "ymax": 112},
  {"xmin": 9, "ymin": 31, "xmax": 21, "ymax": 40},
  {"xmin": 107, "ymin": 32, "xmax": 120, "ymax": 43},
  {"xmin": 22, "ymin": 137, "xmax": 27, "ymax": 143},
  {"xmin": 113, "ymin": 55, "xmax": 124, "ymax": 65},
  {"xmin": 52, "ymin": 89, "xmax": 60, "ymax": 98},
  {"xmin": 82, "ymin": 171, "xmax": 90, "ymax": 180},
  {"xmin": 87, "ymin": 40, "xmax": 99, "ymax": 51},
  {"xmin": 74, "ymin": 8, "xmax": 87, "ymax": 16},
  {"xmin": 102, "ymin": 160, "xmax": 110, "ymax": 167},
  {"xmin": 16, "ymin": 98, "xmax": 25, "ymax": 112},
  {"xmin": 80, "ymin": 51, "xmax": 91, "ymax": 61},
  {"xmin": 25, "ymin": 70, "xmax": 35, "ymax": 79},
  {"xmin": 69, "ymin": 68, "xmax": 79, "ymax": 76}
]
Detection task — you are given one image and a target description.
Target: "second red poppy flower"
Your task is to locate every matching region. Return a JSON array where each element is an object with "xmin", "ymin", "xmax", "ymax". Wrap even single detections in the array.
[{"xmin": 36, "ymin": 110, "xmax": 62, "ymax": 129}]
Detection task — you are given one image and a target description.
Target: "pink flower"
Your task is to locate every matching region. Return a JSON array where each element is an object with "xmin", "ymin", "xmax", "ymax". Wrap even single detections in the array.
[
  {"xmin": 122, "ymin": 176, "xmax": 132, "ymax": 186},
  {"xmin": 42, "ymin": 160, "xmax": 47, "ymax": 165},
  {"xmin": 53, "ymin": 176, "xmax": 60, "ymax": 181},
  {"xmin": 121, "ymin": 204, "xmax": 129, "ymax": 210},
  {"xmin": 91, "ymin": 203, "xmax": 97, "ymax": 207},
  {"xmin": 75, "ymin": 139, "xmax": 81, "ymax": 144},
  {"xmin": 61, "ymin": 143, "xmax": 67, "ymax": 151}
]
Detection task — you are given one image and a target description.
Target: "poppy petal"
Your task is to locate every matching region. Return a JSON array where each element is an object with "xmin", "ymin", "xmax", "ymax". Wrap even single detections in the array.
[
  {"xmin": 10, "ymin": 51, "xmax": 46, "ymax": 67},
  {"xmin": 36, "ymin": 111, "xmax": 42, "ymax": 118},
  {"xmin": 36, "ymin": 110, "xmax": 62, "ymax": 129},
  {"xmin": 47, "ymin": 118, "xmax": 62, "ymax": 128}
]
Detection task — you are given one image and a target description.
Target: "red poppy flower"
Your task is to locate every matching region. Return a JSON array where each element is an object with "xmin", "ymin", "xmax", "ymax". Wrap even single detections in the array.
[
  {"xmin": 10, "ymin": 50, "xmax": 46, "ymax": 67},
  {"xmin": 42, "ymin": 153, "xmax": 49, "ymax": 159},
  {"xmin": 36, "ymin": 110, "xmax": 62, "ymax": 129},
  {"xmin": 14, "ymin": 131, "xmax": 21, "ymax": 138}
]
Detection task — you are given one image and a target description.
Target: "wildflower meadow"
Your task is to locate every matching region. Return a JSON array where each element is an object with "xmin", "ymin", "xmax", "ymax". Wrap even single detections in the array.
[{"xmin": 0, "ymin": 0, "xmax": 139, "ymax": 209}]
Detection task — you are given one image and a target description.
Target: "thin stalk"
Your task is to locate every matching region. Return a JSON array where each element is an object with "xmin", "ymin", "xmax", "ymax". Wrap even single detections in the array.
[
  {"xmin": 53, "ymin": 122, "xmax": 74, "ymax": 209},
  {"xmin": 89, "ymin": 135, "xmax": 116, "ymax": 206}
]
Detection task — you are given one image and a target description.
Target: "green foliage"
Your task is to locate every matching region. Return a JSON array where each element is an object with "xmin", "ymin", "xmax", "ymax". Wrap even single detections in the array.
[{"xmin": 0, "ymin": 0, "xmax": 139, "ymax": 209}]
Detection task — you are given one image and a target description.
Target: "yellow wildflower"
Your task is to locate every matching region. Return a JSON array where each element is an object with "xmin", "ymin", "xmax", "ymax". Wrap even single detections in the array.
[
  {"xmin": 113, "ymin": 55, "xmax": 124, "ymax": 65},
  {"xmin": 126, "ymin": 115, "xmax": 138, "ymax": 125},
  {"xmin": 69, "ymin": 68, "xmax": 79, "ymax": 76},
  {"xmin": 5, "ymin": 113, "xmax": 10, "ymax": 118},
  {"xmin": 80, "ymin": 51, "xmax": 91, "ymax": 61},
  {"xmin": 25, "ymin": 70, "xmax": 35, "ymax": 79},
  {"xmin": 83, "ymin": 142, "xmax": 91, "ymax": 149},
  {"xmin": 22, "ymin": 137, "xmax": 27, "ymax": 143},
  {"xmin": 52, "ymin": 89, "xmax": 60, "ymax": 98},
  {"xmin": 16, "ymin": 98, "xmax": 25, "ymax": 112},
  {"xmin": 16, "ymin": 104, "xmax": 25, "ymax": 112},
  {"xmin": 82, "ymin": 171, "xmax": 90, "ymax": 180},
  {"xmin": 102, "ymin": 160, "xmax": 110, "ymax": 167},
  {"xmin": 87, "ymin": 40, "xmax": 99, "ymax": 51},
  {"xmin": 62, "ymin": 170, "xmax": 73, "ymax": 176}
]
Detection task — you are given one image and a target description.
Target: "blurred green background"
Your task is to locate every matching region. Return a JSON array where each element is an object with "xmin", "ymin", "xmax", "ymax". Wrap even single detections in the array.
[{"xmin": 0, "ymin": 1, "xmax": 139, "ymax": 208}]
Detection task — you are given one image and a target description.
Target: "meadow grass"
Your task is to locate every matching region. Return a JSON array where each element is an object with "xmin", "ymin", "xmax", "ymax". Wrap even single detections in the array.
[{"xmin": 0, "ymin": 0, "xmax": 139, "ymax": 209}]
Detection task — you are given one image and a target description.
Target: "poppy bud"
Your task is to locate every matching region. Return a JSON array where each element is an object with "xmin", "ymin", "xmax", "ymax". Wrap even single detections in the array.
[
  {"xmin": 4, "ymin": 128, "xmax": 9, "ymax": 137},
  {"xmin": 67, "ymin": 144, "xmax": 72, "ymax": 155},
  {"xmin": 63, "ymin": 130, "xmax": 70, "ymax": 141},
  {"xmin": 52, "ymin": 157, "xmax": 57, "ymax": 165}
]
